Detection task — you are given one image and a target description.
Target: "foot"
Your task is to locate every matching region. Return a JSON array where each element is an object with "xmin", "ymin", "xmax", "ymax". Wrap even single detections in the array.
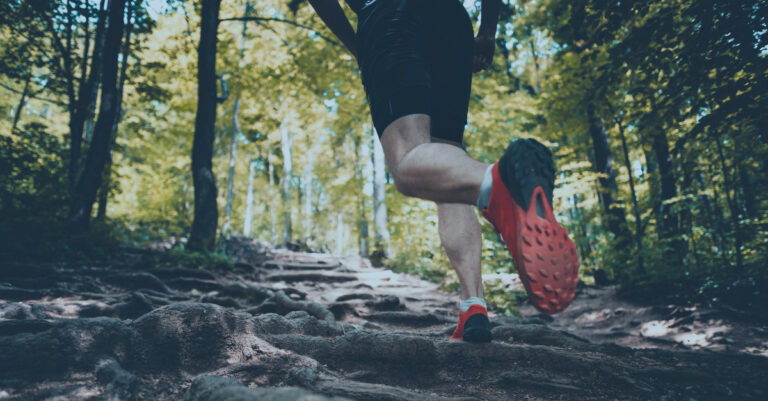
[
  {"xmin": 450, "ymin": 304, "xmax": 492, "ymax": 342},
  {"xmin": 481, "ymin": 139, "xmax": 580, "ymax": 314}
]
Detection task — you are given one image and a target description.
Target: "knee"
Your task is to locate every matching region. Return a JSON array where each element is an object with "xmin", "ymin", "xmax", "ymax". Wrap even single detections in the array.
[{"xmin": 392, "ymin": 169, "xmax": 418, "ymax": 198}]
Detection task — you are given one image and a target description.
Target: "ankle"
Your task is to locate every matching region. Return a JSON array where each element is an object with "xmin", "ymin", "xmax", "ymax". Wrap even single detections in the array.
[
  {"xmin": 476, "ymin": 164, "xmax": 494, "ymax": 210},
  {"xmin": 459, "ymin": 297, "xmax": 487, "ymax": 313}
]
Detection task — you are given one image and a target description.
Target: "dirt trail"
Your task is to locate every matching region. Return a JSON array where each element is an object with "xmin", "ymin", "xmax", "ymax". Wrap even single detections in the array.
[{"xmin": 1, "ymin": 238, "xmax": 766, "ymax": 400}]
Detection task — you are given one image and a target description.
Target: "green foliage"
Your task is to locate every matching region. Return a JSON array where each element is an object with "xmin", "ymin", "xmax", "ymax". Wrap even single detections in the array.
[
  {"xmin": 484, "ymin": 280, "xmax": 526, "ymax": 316},
  {"xmin": 0, "ymin": 123, "xmax": 69, "ymax": 258},
  {"xmin": 387, "ymin": 251, "xmax": 455, "ymax": 287}
]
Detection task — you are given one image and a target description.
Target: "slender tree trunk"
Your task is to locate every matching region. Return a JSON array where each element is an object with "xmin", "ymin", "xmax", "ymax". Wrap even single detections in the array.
[
  {"xmin": 716, "ymin": 139, "xmax": 744, "ymax": 270},
  {"xmin": 353, "ymin": 131, "xmax": 369, "ymax": 257},
  {"xmin": 269, "ymin": 154, "xmax": 277, "ymax": 243},
  {"xmin": 653, "ymin": 130, "xmax": 678, "ymax": 238},
  {"xmin": 188, "ymin": 0, "xmax": 222, "ymax": 251},
  {"xmin": 738, "ymin": 161, "xmax": 757, "ymax": 219},
  {"xmin": 243, "ymin": 156, "xmax": 256, "ymax": 236},
  {"xmin": 359, "ymin": 219, "xmax": 369, "ymax": 257},
  {"xmin": 69, "ymin": 0, "xmax": 107, "ymax": 191},
  {"xmin": 336, "ymin": 213, "xmax": 344, "ymax": 256},
  {"xmin": 587, "ymin": 104, "xmax": 628, "ymax": 249},
  {"xmin": 372, "ymin": 128, "xmax": 390, "ymax": 259},
  {"xmin": 303, "ymin": 150, "xmax": 314, "ymax": 242},
  {"xmin": 569, "ymin": 194, "xmax": 592, "ymax": 266},
  {"xmin": 616, "ymin": 116, "xmax": 644, "ymax": 273},
  {"xmin": 650, "ymin": 112, "xmax": 685, "ymax": 267},
  {"xmin": 223, "ymin": 3, "xmax": 249, "ymax": 233},
  {"xmin": 643, "ymin": 146, "xmax": 662, "ymax": 230},
  {"xmin": 68, "ymin": 0, "xmax": 126, "ymax": 232},
  {"xmin": 63, "ymin": 0, "xmax": 77, "ymax": 189},
  {"xmin": 223, "ymin": 97, "xmax": 239, "ymax": 233},
  {"xmin": 696, "ymin": 168, "xmax": 730, "ymax": 267},
  {"xmin": 529, "ymin": 40, "xmax": 542, "ymax": 94},
  {"xmin": 97, "ymin": 0, "xmax": 134, "ymax": 221},
  {"xmin": 281, "ymin": 127, "xmax": 293, "ymax": 244},
  {"xmin": 10, "ymin": 74, "xmax": 31, "ymax": 134}
]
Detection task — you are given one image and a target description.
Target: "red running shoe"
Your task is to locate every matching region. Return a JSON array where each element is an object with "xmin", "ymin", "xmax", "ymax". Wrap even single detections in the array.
[
  {"xmin": 450, "ymin": 304, "xmax": 492, "ymax": 342},
  {"xmin": 481, "ymin": 139, "xmax": 579, "ymax": 314}
]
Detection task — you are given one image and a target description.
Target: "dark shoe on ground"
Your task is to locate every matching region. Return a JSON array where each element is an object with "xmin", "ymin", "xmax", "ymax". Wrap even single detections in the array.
[
  {"xmin": 481, "ymin": 139, "xmax": 580, "ymax": 314},
  {"xmin": 450, "ymin": 304, "xmax": 492, "ymax": 342}
]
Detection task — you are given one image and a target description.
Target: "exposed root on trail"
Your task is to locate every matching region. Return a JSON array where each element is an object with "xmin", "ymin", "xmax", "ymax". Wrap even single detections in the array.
[{"xmin": 1, "ymin": 239, "xmax": 766, "ymax": 400}]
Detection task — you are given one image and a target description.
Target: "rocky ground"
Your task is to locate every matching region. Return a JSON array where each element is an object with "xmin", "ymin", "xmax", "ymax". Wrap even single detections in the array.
[{"xmin": 1, "ymin": 237, "xmax": 767, "ymax": 400}]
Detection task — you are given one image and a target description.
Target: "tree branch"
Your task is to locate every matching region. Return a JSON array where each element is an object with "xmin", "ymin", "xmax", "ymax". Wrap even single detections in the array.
[
  {"xmin": 219, "ymin": 16, "xmax": 341, "ymax": 47},
  {"xmin": 0, "ymin": 81, "xmax": 67, "ymax": 106}
]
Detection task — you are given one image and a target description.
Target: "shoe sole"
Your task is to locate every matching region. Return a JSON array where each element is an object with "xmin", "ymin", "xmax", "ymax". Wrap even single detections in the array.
[{"xmin": 498, "ymin": 139, "xmax": 580, "ymax": 314}]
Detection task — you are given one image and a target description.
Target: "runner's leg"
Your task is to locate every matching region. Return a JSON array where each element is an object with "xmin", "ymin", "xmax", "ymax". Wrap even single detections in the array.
[
  {"xmin": 379, "ymin": 115, "xmax": 488, "ymax": 205},
  {"xmin": 427, "ymin": 0, "xmax": 483, "ymax": 301},
  {"xmin": 438, "ymin": 202, "xmax": 483, "ymax": 299}
]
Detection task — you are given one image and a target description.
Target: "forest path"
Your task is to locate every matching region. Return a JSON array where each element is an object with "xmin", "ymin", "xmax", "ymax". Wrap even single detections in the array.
[{"xmin": 1, "ymin": 237, "xmax": 766, "ymax": 400}]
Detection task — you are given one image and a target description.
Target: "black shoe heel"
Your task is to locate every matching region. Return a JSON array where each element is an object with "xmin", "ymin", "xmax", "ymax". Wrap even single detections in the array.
[{"xmin": 462, "ymin": 314, "xmax": 492, "ymax": 343}]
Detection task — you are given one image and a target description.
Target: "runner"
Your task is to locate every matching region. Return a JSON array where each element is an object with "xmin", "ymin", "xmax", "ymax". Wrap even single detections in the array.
[{"xmin": 307, "ymin": 0, "xmax": 580, "ymax": 342}]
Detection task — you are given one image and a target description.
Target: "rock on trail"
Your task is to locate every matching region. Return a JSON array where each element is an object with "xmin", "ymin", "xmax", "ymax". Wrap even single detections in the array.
[{"xmin": 1, "ymin": 237, "xmax": 766, "ymax": 400}]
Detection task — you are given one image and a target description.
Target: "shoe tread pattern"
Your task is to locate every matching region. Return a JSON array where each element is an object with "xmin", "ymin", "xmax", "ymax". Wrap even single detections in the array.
[
  {"xmin": 496, "ymin": 138, "xmax": 579, "ymax": 314},
  {"xmin": 497, "ymin": 138, "xmax": 555, "ymax": 211}
]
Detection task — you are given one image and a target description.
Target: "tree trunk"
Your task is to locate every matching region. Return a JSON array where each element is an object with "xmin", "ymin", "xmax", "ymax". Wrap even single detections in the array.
[
  {"xmin": 359, "ymin": 219, "xmax": 369, "ymax": 257},
  {"xmin": 281, "ymin": 127, "xmax": 293, "ymax": 244},
  {"xmin": 223, "ymin": 97, "xmax": 239, "ymax": 233},
  {"xmin": 269, "ymin": 154, "xmax": 277, "ymax": 243},
  {"xmin": 336, "ymin": 213, "xmax": 344, "ymax": 256},
  {"xmin": 653, "ymin": 131, "xmax": 678, "ymax": 238},
  {"xmin": 697, "ymin": 168, "xmax": 730, "ymax": 267},
  {"xmin": 569, "ymin": 194, "xmax": 593, "ymax": 268},
  {"xmin": 223, "ymin": 3, "xmax": 249, "ymax": 234},
  {"xmin": 642, "ymin": 146, "xmax": 662, "ymax": 231},
  {"xmin": 243, "ymin": 157, "xmax": 256, "ymax": 236},
  {"xmin": 615, "ymin": 116, "xmax": 644, "ymax": 274},
  {"xmin": 303, "ymin": 151, "xmax": 314, "ymax": 242},
  {"xmin": 97, "ymin": 0, "xmax": 134, "ymax": 221},
  {"xmin": 353, "ymin": 131, "xmax": 369, "ymax": 257},
  {"xmin": 372, "ymin": 128, "xmax": 390, "ymax": 259},
  {"xmin": 67, "ymin": 0, "xmax": 126, "ymax": 232},
  {"xmin": 738, "ymin": 162, "xmax": 757, "ymax": 219},
  {"xmin": 188, "ymin": 0, "xmax": 222, "ymax": 252},
  {"xmin": 69, "ymin": 0, "xmax": 107, "ymax": 191},
  {"xmin": 651, "ymin": 118, "xmax": 685, "ymax": 267},
  {"xmin": 587, "ymin": 104, "xmax": 628, "ymax": 249},
  {"xmin": 715, "ymin": 139, "xmax": 744, "ymax": 270},
  {"xmin": 10, "ymin": 74, "xmax": 31, "ymax": 134}
]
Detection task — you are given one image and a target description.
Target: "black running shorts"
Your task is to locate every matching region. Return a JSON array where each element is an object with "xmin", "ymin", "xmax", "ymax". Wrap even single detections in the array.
[{"xmin": 354, "ymin": 0, "xmax": 474, "ymax": 144}]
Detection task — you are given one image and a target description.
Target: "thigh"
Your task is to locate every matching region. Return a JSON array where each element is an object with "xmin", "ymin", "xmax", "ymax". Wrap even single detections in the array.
[
  {"xmin": 380, "ymin": 114, "xmax": 431, "ymax": 173},
  {"xmin": 426, "ymin": 0, "xmax": 474, "ymax": 144},
  {"xmin": 356, "ymin": 0, "xmax": 433, "ymax": 136}
]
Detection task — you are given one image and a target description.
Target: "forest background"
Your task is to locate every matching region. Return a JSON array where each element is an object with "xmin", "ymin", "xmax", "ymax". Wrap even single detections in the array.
[{"xmin": 1, "ymin": 0, "xmax": 766, "ymax": 313}]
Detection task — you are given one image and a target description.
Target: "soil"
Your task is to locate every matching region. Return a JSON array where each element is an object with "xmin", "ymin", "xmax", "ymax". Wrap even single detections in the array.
[{"xmin": 1, "ymin": 237, "xmax": 766, "ymax": 400}]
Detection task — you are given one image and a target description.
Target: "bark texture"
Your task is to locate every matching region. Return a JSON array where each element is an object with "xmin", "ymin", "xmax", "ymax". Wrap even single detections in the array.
[
  {"xmin": 67, "ymin": 0, "xmax": 126, "ymax": 232},
  {"xmin": 68, "ymin": 0, "xmax": 107, "ymax": 190},
  {"xmin": 97, "ymin": 0, "xmax": 135, "ymax": 221},
  {"xmin": 587, "ymin": 104, "xmax": 629, "ymax": 248},
  {"xmin": 372, "ymin": 130, "xmax": 390, "ymax": 261},
  {"xmin": 188, "ymin": 0, "xmax": 222, "ymax": 252},
  {"xmin": 281, "ymin": 127, "xmax": 293, "ymax": 244},
  {"xmin": 243, "ymin": 158, "xmax": 256, "ymax": 236}
]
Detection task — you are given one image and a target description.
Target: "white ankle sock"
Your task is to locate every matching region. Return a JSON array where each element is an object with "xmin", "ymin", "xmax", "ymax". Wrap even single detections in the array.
[
  {"xmin": 459, "ymin": 297, "xmax": 487, "ymax": 313},
  {"xmin": 476, "ymin": 164, "xmax": 494, "ymax": 210}
]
